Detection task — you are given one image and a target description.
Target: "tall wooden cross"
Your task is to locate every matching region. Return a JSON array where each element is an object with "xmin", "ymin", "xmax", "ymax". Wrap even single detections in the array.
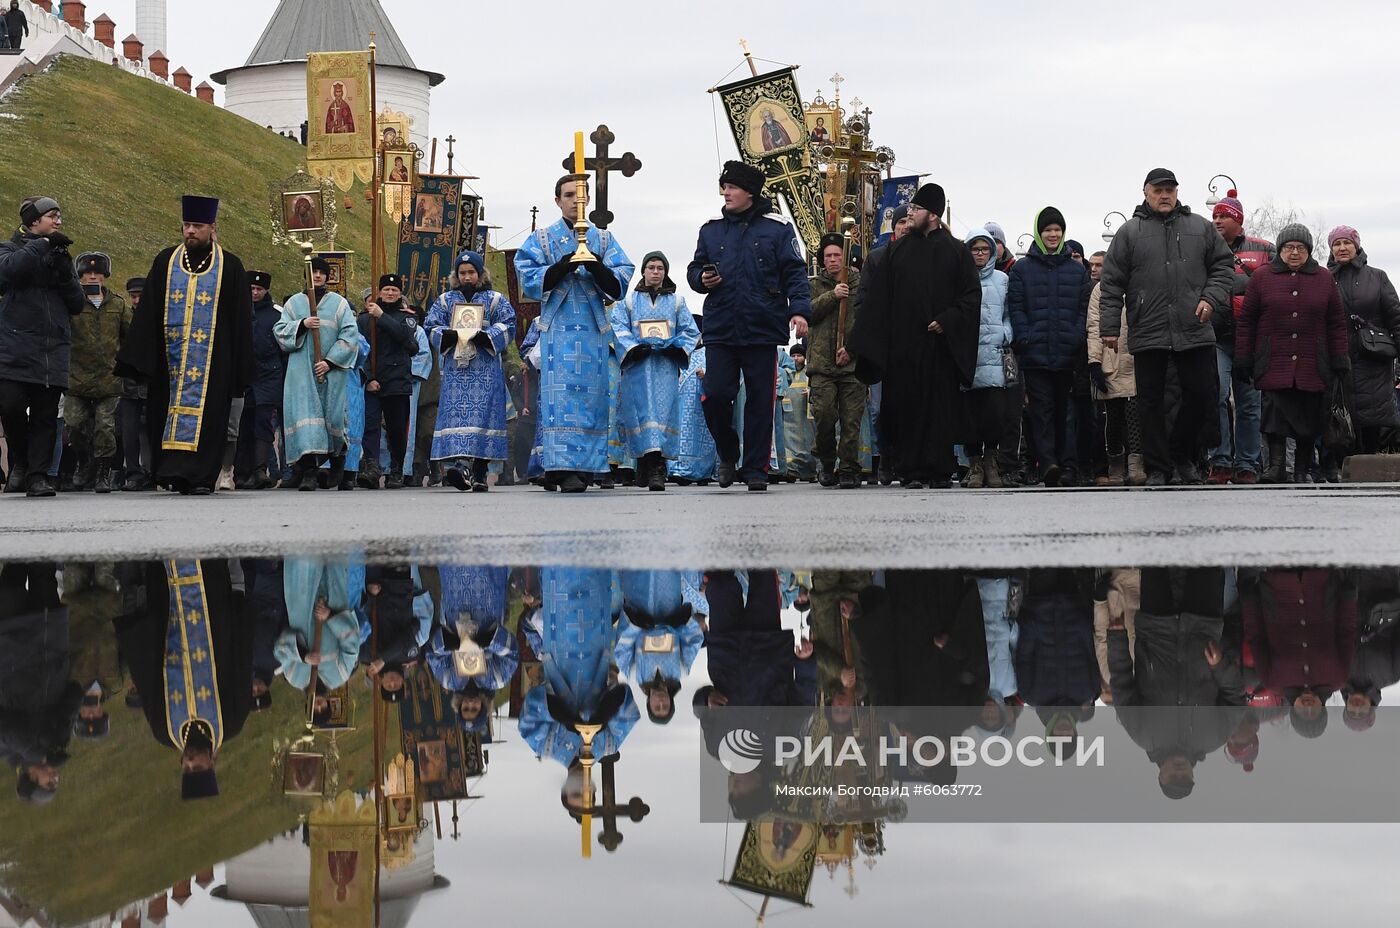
[
  {"xmin": 828, "ymin": 123, "xmax": 887, "ymax": 229},
  {"xmin": 596, "ymin": 755, "xmax": 649, "ymax": 852},
  {"xmin": 560, "ymin": 124, "xmax": 642, "ymax": 229}
]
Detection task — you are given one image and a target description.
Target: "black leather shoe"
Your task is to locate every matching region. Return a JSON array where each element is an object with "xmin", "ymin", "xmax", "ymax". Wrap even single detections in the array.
[
  {"xmin": 559, "ymin": 473, "xmax": 587, "ymax": 493},
  {"xmin": 190, "ymin": 485, "xmax": 213, "ymax": 496},
  {"xmin": 444, "ymin": 467, "xmax": 469, "ymax": 491},
  {"xmin": 717, "ymin": 462, "xmax": 736, "ymax": 488},
  {"xmin": 299, "ymin": 469, "xmax": 318, "ymax": 491},
  {"xmin": 26, "ymin": 476, "xmax": 56, "ymax": 498},
  {"xmin": 746, "ymin": 478, "xmax": 768, "ymax": 491},
  {"xmin": 819, "ymin": 466, "xmax": 838, "ymax": 488},
  {"xmin": 838, "ymin": 473, "xmax": 858, "ymax": 489},
  {"xmin": 384, "ymin": 472, "xmax": 404, "ymax": 490},
  {"xmin": 470, "ymin": 459, "xmax": 489, "ymax": 492}
]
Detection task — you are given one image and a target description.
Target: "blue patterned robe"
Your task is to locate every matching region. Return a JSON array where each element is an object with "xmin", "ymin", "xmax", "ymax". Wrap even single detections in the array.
[
  {"xmin": 615, "ymin": 570, "xmax": 704, "ymax": 686},
  {"xmin": 425, "ymin": 565, "xmax": 519, "ymax": 695},
  {"xmin": 344, "ymin": 333, "xmax": 370, "ymax": 472},
  {"xmin": 519, "ymin": 567, "xmax": 638, "ymax": 766},
  {"xmin": 515, "ymin": 219, "xmax": 634, "ymax": 474},
  {"xmin": 424, "ymin": 289, "xmax": 516, "ymax": 462},
  {"xmin": 609, "ymin": 288, "xmax": 701, "ymax": 459},
  {"xmin": 673, "ymin": 346, "xmax": 717, "ymax": 480},
  {"xmin": 275, "ymin": 557, "xmax": 363, "ymax": 689},
  {"xmin": 274, "ymin": 291, "xmax": 359, "ymax": 461}
]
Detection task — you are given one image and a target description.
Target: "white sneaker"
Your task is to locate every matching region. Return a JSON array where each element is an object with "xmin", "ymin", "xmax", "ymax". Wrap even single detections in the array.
[{"xmin": 216, "ymin": 465, "xmax": 236, "ymax": 492}]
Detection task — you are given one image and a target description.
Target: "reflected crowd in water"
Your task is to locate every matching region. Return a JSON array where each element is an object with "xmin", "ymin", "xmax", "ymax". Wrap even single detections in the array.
[{"xmin": 3, "ymin": 560, "xmax": 1399, "ymax": 925}]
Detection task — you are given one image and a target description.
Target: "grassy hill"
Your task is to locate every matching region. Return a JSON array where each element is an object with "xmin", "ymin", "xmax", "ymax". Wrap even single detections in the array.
[
  {"xmin": 0, "ymin": 55, "xmax": 383, "ymax": 298},
  {"xmin": 0, "ymin": 675, "xmax": 381, "ymax": 925}
]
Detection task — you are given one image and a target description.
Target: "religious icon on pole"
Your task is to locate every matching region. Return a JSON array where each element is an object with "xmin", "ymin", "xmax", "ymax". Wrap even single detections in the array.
[
  {"xmin": 413, "ymin": 193, "xmax": 445, "ymax": 233},
  {"xmin": 714, "ymin": 66, "xmax": 824, "ymax": 254},
  {"xmin": 283, "ymin": 190, "xmax": 326, "ymax": 234},
  {"xmin": 306, "ymin": 51, "xmax": 374, "ymax": 190}
]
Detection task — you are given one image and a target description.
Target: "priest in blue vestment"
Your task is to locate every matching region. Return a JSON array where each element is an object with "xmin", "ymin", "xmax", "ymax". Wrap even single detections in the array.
[
  {"xmin": 425, "ymin": 251, "xmax": 516, "ymax": 492},
  {"xmin": 114, "ymin": 196, "xmax": 253, "ymax": 494},
  {"xmin": 514, "ymin": 176, "xmax": 634, "ymax": 492},
  {"xmin": 119, "ymin": 559, "xmax": 251, "ymax": 799},
  {"xmin": 614, "ymin": 570, "xmax": 704, "ymax": 724},
  {"xmin": 425, "ymin": 564, "xmax": 519, "ymax": 735},
  {"xmin": 519, "ymin": 567, "xmax": 638, "ymax": 765},
  {"xmin": 609, "ymin": 252, "xmax": 700, "ymax": 491},
  {"xmin": 672, "ymin": 315, "xmax": 718, "ymax": 485}
]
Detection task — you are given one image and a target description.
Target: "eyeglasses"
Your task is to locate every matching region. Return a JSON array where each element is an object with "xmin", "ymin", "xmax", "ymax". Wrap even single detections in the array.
[
  {"xmin": 1280, "ymin": 243, "xmax": 1310, "ymax": 253},
  {"xmin": 969, "ymin": 246, "xmax": 992, "ymax": 254}
]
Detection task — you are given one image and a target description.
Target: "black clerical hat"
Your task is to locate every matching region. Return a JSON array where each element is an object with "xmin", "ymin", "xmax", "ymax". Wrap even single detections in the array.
[
  {"xmin": 181, "ymin": 195, "xmax": 220, "ymax": 224},
  {"xmin": 911, "ymin": 183, "xmax": 946, "ymax": 215},
  {"xmin": 182, "ymin": 769, "xmax": 220, "ymax": 800},
  {"xmin": 249, "ymin": 270, "xmax": 272, "ymax": 289},
  {"xmin": 379, "ymin": 273, "xmax": 404, "ymax": 290}
]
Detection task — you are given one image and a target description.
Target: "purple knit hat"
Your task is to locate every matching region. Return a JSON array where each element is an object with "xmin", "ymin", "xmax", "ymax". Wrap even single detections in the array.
[{"xmin": 1328, "ymin": 225, "xmax": 1361, "ymax": 248}]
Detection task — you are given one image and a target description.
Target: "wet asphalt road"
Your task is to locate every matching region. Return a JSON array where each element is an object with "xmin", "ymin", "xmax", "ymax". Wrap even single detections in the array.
[{"xmin": 2, "ymin": 481, "xmax": 1398, "ymax": 567}]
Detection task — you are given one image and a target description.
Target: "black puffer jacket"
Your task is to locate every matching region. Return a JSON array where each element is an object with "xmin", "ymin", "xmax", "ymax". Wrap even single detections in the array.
[
  {"xmin": 358, "ymin": 300, "xmax": 420, "ymax": 396},
  {"xmin": 1098, "ymin": 203, "xmax": 1235, "ymax": 354},
  {"xmin": 0, "ymin": 228, "xmax": 86, "ymax": 388},
  {"xmin": 1331, "ymin": 250, "xmax": 1400, "ymax": 429}
]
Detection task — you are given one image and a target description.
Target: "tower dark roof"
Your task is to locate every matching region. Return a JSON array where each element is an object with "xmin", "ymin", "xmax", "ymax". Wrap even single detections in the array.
[{"xmin": 211, "ymin": 0, "xmax": 444, "ymax": 86}]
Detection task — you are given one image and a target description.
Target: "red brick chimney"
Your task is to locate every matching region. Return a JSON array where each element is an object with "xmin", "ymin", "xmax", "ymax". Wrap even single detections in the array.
[
  {"xmin": 62, "ymin": 1, "xmax": 87, "ymax": 31},
  {"xmin": 148, "ymin": 50, "xmax": 169, "ymax": 80},
  {"xmin": 173, "ymin": 67, "xmax": 192, "ymax": 93},
  {"xmin": 93, "ymin": 13, "xmax": 116, "ymax": 48},
  {"xmin": 121, "ymin": 34, "xmax": 143, "ymax": 65},
  {"xmin": 34, "ymin": 1, "xmax": 53, "ymax": 14},
  {"xmin": 196, "ymin": 81, "xmax": 215, "ymax": 104}
]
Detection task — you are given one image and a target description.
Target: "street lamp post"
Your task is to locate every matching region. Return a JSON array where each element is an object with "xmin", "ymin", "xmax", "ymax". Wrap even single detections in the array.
[
  {"xmin": 1016, "ymin": 233, "xmax": 1033, "ymax": 258},
  {"xmin": 1101, "ymin": 211, "xmax": 1127, "ymax": 243},
  {"xmin": 1205, "ymin": 174, "xmax": 1238, "ymax": 208}
]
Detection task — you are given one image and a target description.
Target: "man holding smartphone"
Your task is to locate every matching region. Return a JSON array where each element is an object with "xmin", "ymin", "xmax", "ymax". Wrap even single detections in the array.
[
  {"xmin": 0, "ymin": 196, "xmax": 86, "ymax": 497},
  {"xmin": 687, "ymin": 161, "xmax": 811, "ymax": 491}
]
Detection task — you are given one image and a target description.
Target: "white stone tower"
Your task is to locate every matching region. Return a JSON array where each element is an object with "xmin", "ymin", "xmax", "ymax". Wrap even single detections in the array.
[{"xmin": 134, "ymin": 0, "xmax": 168, "ymax": 56}]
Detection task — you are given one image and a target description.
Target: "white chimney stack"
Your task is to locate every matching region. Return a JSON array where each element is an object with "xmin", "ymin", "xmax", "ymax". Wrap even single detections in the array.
[{"xmin": 134, "ymin": 0, "xmax": 168, "ymax": 58}]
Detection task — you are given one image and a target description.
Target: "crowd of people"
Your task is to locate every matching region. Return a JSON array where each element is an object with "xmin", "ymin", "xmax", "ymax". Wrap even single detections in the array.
[
  {"xmin": 2, "ymin": 164, "xmax": 1397, "ymax": 498},
  {"xmin": 5, "ymin": 559, "xmax": 1394, "ymax": 807}
]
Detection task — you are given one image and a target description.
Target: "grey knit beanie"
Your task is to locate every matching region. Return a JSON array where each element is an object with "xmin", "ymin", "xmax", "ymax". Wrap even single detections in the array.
[{"xmin": 1276, "ymin": 223, "xmax": 1313, "ymax": 253}]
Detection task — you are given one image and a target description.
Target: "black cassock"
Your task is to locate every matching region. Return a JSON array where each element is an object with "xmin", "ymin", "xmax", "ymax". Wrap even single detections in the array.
[
  {"xmin": 115, "ymin": 244, "xmax": 253, "ymax": 489},
  {"xmin": 119, "ymin": 560, "xmax": 253, "ymax": 750},
  {"xmin": 850, "ymin": 227, "xmax": 981, "ymax": 482}
]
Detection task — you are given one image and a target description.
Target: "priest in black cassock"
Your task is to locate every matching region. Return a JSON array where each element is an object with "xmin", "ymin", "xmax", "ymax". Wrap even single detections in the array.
[
  {"xmin": 115, "ymin": 196, "xmax": 253, "ymax": 494},
  {"xmin": 119, "ymin": 559, "xmax": 252, "ymax": 800},
  {"xmin": 849, "ymin": 183, "xmax": 981, "ymax": 488}
]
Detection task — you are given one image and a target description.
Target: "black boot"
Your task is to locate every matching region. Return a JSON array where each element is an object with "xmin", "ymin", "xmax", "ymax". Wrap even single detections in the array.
[
  {"xmin": 1294, "ymin": 442, "xmax": 1314, "ymax": 484},
  {"xmin": 328, "ymin": 454, "xmax": 347, "ymax": 489},
  {"xmin": 246, "ymin": 438, "xmax": 273, "ymax": 489},
  {"xmin": 559, "ymin": 472, "xmax": 587, "ymax": 493},
  {"xmin": 427, "ymin": 462, "xmax": 443, "ymax": 488},
  {"xmin": 444, "ymin": 464, "xmax": 470, "ymax": 491},
  {"xmin": 298, "ymin": 455, "xmax": 320, "ymax": 491},
  {"xmin": 66, "ymin": 451, "xmax": 92, "ymax": 492},
  {"xmin": 357, "ymin": 457, "xmax": 382, "ymax": 490},
  {"xmin": 471, "ymin": 458, "xmax": 490, "ymax": 492},
  {"xmin": 646, "ymin": 452, "xmax": 667, "ymax": 491},
  {"xmin": 94, "ymin": 459, "xmax": 115, "ymax": 494},
  {"xmin": 1263, "ymin": 436, "xmax": 1287, "ymax": 484}
]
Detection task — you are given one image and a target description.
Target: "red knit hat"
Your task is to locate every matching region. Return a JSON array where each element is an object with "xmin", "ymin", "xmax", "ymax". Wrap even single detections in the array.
[
  {"xmin": 1212, "ymin": 189, "xmax": 1245, "ymax": 225},
  {"xmin": 1225, "ymin": 734, "xmax": 1259, "ymax": 772}
]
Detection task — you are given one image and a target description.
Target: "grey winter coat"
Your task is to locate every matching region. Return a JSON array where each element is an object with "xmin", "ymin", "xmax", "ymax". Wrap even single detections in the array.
[{"xmin": 1098, "ymin": 202, "xmax": 1235, "ymax": 354}]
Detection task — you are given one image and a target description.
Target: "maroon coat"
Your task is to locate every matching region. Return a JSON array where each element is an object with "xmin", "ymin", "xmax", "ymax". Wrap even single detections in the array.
[
  {"xmin": 1236, "ymin": 259, "xmax": 1348, "ymax": 392},
  {"xmin": 1242, "ymin": 570, "xmax": 1357, "ymax": 695}
]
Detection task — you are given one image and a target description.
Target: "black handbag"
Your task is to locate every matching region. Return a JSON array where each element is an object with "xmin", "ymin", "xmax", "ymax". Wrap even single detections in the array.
[
  {"xmin": 1324, "ymin": 379, "xmax": 1355, "ymax": 453},
  {"xmin": 1352, "ymin": 315, "xmax": 1398, "ymax": 360},
  {"xmin": 1001, "ymin": 346, "xmax": 1021, "ymax": 387}
]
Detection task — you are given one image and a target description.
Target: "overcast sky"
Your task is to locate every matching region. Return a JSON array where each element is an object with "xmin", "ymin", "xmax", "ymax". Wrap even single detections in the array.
[{"xmin": 103, "ymin": 0, "xmax": 1399, "ymax": 299}]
